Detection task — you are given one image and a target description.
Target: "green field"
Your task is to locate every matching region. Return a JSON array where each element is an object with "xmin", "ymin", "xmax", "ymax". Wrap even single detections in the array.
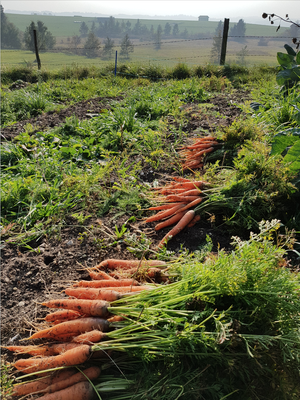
[{"xmin": 2, "ymin": 13, "xmax": 291, "ymax": 71}]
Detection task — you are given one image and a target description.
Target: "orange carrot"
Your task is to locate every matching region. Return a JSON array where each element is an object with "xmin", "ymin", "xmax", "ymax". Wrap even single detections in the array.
[
  {"xmin": 42, "ymin": 366, "xmax": 100, "ymax": 395},
  {"xmin": 33, "ymin": 381, "xmax": 95, "ymax": 400},
  {"xmin": 4, "ymin": 345, "xmax": 55, "ymax": 357},
  {"xmin": 47, "ymin": 343, "xmax": 83, "ymax": 354},
  {"xmin": 65, "ymin": 287, "xmax": 121, "ymax": 302},
  {"xmin": 189, "ymin": 146, "xmax": 214, "ymax": 158},
  {"xmin": 75, "ymin": 279, "xmax": 140, "ymax": 288},
  {"xmin": 145, "ymin": 203, "xmax": 187, "ymax": 223},
  {"xmin": 172, "ymin": 176, "xmax": 193, "ymax": 182},
  {"xmin": 13, "ymin": 345, "xmax": 91, "ymax": 374},
  {"xmin": 72, "ymin": 330, "xmax": 107, "ymax": 344},
  {"xmin": 187, "ymin": 214, "xmax": 201, "ymax": 227},
  {"xmin": 27, "ymin": 318, "xmax": 109, "ymax": 340},
  {"xmin": 88, "ymin": 269, "xmax": 116, "ymax": 280},
  {"xmin": 157, "ymin": 210, "xmax": 196, "ymax": 249},
  {"xmin": 11, "ymin": 368, "xmax": 77, "ymax": 396},
  {"xmin": 174, "ymin": 197, "xmax": 203, "ymax": 213},
  {"xmin": 148, "ymin": 203, "xmax": 182, "ymax": 211},
  {"xmin": 183, "ymin": 142, "xmax": 217, "ymax": 150},
  {"xmin": 165, "ymin": 195, "xmax": 200, "ymax": 203},
  {"xmin": 175, "ymin": 189, "xmax": 202, "ymax": 196},
  {"xmin": 45, "ymin": 310, "xmax": 84, "ymax": 323},
  {"xmin": 155, "ymin": 211, "xmax": 187, "ymax": 231},
  {"xmin": 98, "ymin": 259, "xmax": 166, "ymax": 270},
  {"xmin": 107, "ymin": 315, "xmax": 125, "ymax": 323},
  {"xmin": 42, "ymin": 299, "xmax": 109, "ymax": 318}
]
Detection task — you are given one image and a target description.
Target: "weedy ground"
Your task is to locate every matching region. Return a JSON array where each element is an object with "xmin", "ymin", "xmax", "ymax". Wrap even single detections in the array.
[{"xmin": 1, "ymin": 63, "xmax": 299, "ymax": 399}]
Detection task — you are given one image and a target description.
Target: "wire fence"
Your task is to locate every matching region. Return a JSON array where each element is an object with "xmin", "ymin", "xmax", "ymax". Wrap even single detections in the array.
[{"xmin": 1, "ymin": 34, "xmax": 295, "ymax": 71}]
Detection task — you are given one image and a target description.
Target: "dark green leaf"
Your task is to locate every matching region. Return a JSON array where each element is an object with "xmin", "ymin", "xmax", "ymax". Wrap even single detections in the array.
[
  {"xmin": 277, "ymin": 52, "xmax": 295, "ymax": 68},
  {"xmin": 283, "ymin": 140, "xmax": 300, "ymax": 171},
  {"xmin": 284, "ymin": 44, "xmax": 296, "ymax": 57},
  {"xmin": 271, "ymin": 130, "xmax": 300, "ymax": 155}
]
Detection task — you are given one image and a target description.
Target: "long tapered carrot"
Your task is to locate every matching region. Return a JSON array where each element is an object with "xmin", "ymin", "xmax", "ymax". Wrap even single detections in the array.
[
  {"xmin": 13, "ymin": 345, "xmax": 91, "ymax": 374},
  {"xmin": 4, "ymin": 345, "xmax": 55, "ymax": 357},
  {"xmin": 66, "ymin": 286, "xmax": 150, "ymax": 300},
  {"xmin": 72, "ymin": 330, "xmax": 107, "ymax": 344},
  {"xmin": 144, "ymin": 203, "xmax": 186, "ymax": 223},
  {"xmin": 27, "ymin": 318, "xmax": 109, "ymax": 340},
  {"xmin": 157, "ymin": 210, "xmax": 196, "ymax": 249},
  {"xmin": 187, "ymin": 214, "xmax": 201, "ymax": 227},
  {"xmin": 174, "ymin": 197, "xmax": 203, "ymax": 213},
  {"xmin": 164, "ymin": 195, "xmax": 200, "ymax": 203},
  {"xmin": 189, "ymin": 146, "xmax": 214, "ymax": 159},
  {"xmin": 65, "ymin": 288, "xmax": 121, "ymax": 302},
  {"xmin": 42, "ymin": 299, "xmax": 109, "ymax": 318},
  {"xmin": 32, "ymin": 381, "xmax": 95, "ymax": 400},
  {"xmin": 45, "ymin": 310, "xmax": 84, "ymax": 323},
  {"xmin": 75, "ymin": 279, "xmax": 140, "ymax": 288},
  {"xmin": 155, "ymin": 211, "xmax": 187, "ymax": 231},
  {"xmin": 98, "ymin": 259, "xmax": 166, "ymax": 270},
  {"xmin": 183, "ymin": 162, "xmax": 203, "ymax": 171},
  {"xmin": 11, "ymin": 369, "xmax": 77, "ymax": 396},
  {"xmin": 148, "ymin": 203, "xmax": 182, "ymax": 210},
  {"xmin": 88, "ymin": 269, "xmax": 116, "ymax": 280}
]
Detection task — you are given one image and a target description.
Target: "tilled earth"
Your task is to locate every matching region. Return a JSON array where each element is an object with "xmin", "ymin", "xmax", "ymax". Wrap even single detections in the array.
[{"xmin": 1, "ymin": 89, "xmax": 248, "ymax": 356}]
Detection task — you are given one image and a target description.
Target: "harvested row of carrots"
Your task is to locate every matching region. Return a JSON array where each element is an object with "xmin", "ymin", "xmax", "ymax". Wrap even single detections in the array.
[
  {"xmin": 4, "ymin": 258, "xmax": 169, "ymax": 399},
  {"xmin": 146, "ymin": 176, "xmax": 207, "ymax": 248},
  {"xmin": 178, "ymin": 135, "xmax": 219, "ymax": 171}
]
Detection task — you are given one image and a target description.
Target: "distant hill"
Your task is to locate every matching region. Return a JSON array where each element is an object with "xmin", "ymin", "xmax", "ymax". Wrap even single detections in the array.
[{"xmin": 6, "ymin": 12, "xmax": 288, "ymax": 39}]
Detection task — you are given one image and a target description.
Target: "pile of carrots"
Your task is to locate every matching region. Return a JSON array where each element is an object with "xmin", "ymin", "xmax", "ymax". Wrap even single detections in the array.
[
  {"xmin": 4, "ymin": 258, "xmax": 168, "ymax": 400},
  {"xmin": 178, "ymin": 136, "xmax": 219, "ymax": 171},
  {"xmin": 146, "ymin": 176, "xmax": 207, "ymax": 248}
]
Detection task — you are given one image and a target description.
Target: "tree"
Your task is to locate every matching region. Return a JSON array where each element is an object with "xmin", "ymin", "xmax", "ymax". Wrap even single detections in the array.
[
  {"xmin": 83, "ymin": 32, "xmax": 100, "ymax": 58},
  {"xmin": 164, "ymin": 22, "xmax": 172, "ymax": 36},
  {"xmin": 1, "ymin": 5, "xmax": 22, "ymax": 49},
  {"xmin": 79, "ymin": 21, "xmax": 89, "ymax": 38},
  {"xmin": 172, "ymin": 23, "xmax": 179, "ymax": 36},
  {"xmin": 215, "ymin": 20, "xmax": 224, "ymax": 36},
  {"xmin": 24, "ymin": 20, "xmax": 56, "ymax": 52},
  {"xmin": 102, "ymin": 37, "xmax": 114, "ymax": 59},
  {"xmin": 154, "ymin": 25, "xmax": 162, "ymax": 50},
  {"xmin": 72, "ymin": 35, "xmax": 81, "ymax": 55},
  {"xmin": 210, "ymin": 29, "xmax": 222, "ymax": 63},
  {"xmin": 120, "ymin": 34, "xmax": 134, "ymax": 58},
  {"xmin": 229, "ymin": 19, "xmax": 246, "ymax": 42}
]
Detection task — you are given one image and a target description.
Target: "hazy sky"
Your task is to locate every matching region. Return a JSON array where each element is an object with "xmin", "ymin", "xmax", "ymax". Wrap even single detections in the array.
[{"xmin": 3, "ymin": 0, "xmax": 300, "ymax": 23}]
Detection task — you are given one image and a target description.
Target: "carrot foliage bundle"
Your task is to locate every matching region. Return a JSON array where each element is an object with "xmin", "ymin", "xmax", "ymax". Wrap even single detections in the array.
[
  {"xmin": 146, "ymin": 176, "xmax": 207, "ymax": 247},
  {"xmin": 178, "ymin": 136, "xmax": 220, "ymax": 171}
]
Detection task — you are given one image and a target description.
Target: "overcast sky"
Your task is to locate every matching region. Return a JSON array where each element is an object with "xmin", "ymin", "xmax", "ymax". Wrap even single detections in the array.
[{"xmin": 3, "ymin": 0, "xmax": 300, "ymax": 24}]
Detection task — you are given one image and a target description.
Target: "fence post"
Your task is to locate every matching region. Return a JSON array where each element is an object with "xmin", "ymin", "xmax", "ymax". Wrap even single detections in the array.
[
  {"xmin": 220, "ymin": 18, "xmax": 229, "ymax": 66},
  {"xmin": 33, "ymin": 29, "xmax": 41, "ymax": 70},
  {"xmin": 114, "ymin": 51, "xmax": 118, "ymax": 77}
]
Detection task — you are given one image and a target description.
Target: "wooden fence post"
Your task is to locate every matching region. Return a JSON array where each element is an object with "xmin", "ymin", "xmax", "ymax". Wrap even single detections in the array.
[
  {"xmin": 114, "ymin": 51, "xmax": 118, "ymax": 77},
  {"xmin": 33, "ymin": 29, "xmax": 41, "ymax": 70},
  {"xmin": 220, "ymin": 18, "xmax": 230, "ymax": 65}
]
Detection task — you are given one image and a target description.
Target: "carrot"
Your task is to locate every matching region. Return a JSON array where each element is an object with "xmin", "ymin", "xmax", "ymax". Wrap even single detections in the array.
[
  {"xmin": 172, "ymin": 176, "xmax": 193, "ymax": 182},
  {"xmin": 27, "ymin": 318, "xmax": 109, "ymax": 340},
  {"xmin": 183, "ymin": 163, "xmax": 203, "ymax": 171},
  {"xmin": 174, "ymin": 197, "xmax": 203, "ymax": 213},
  {"xmin": 13, "ymin": 345, "xmax": 91, "ymax": 374},
  {"xmin": 189, "ymin": 146, "xmax": 214, "ymax": 158},
  {"xmin": 41, "ymin": 366, "xmax": 101, "ymax": 395},
  {"xmin": 165, "ymin": 195, "xmax": 200, "ymax": 203},
  {"xmin": 99, "ymin": 259, "xmax": 166, "ymax": 270},
  {"xmin": 158, "ymin": 188, "xmax": 195, "ymax": 195},
  {"xmin": 11, "ymin": 368, "xmax": 77, "ymax": 396},
  {"xmin": 65, "ymin": 287, "xmax": 121, "ymax": 302},
  {"xmin": 148, "ymin": 203, "xmax": 182, "ymax": 211},
  {"xmin": 157, "ymin": 210, "xmax": 196, "ymax": 249},
  {"xmin": 187, "ymin": 214, "xmax": 201, "ymax": 227},
  {"xmin": 75, "ymin": 279, "xmax": 140, "ymax": 288},
  {"xmin": 183, "ymin": 142, "xmax": 218, "ymax": 150},
  {"xmin": 45, "ymin": 310, "xmax": 84, "ymax": 323},
  {"xmin": 4, "ymin": 345, "xmax": 55, "ymax": 357},
  {"xmin": 145, "ymin": 203, "xmax": 187, "ymax": 223},
  {"xmin": 42, "ymin": 299, "xmax": 109, "ymax": 318},
  {"xmin": 47, "ymin": 343, "xmax": 83, "ymax": 354},
  {"xmin": 155, "ymin": 211, "xmax": 187, "ymax": 231},
  {"xmin": 108, "ymin": 315, "xmax": 125, "ymax": 323},
  {"xmin": 175, "ymin": 189, "xmax": 202, "ymax": 196},
  {"xmin": 33, "ymin": 381, "xmax": 95, "ymax": 400},
  {"xmin": 72, "ymin": 330, "xmax": 107, "ymax": 344},
  {"xmin": 88, "ymin": 268, "xmax": 116, "ymax": 280}
]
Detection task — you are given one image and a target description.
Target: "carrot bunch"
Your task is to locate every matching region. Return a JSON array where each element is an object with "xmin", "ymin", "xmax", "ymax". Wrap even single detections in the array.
[
  {"xmin": 178, "ymin": 136, "xmax": 219, "ymax": 171},
  {"xmin": 5, "ymin": 258, "xmax": 169, "ymax": 399},
  {"xmin": 146, "ymin": 177, "xmax": 205, "ymax": 248}
]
